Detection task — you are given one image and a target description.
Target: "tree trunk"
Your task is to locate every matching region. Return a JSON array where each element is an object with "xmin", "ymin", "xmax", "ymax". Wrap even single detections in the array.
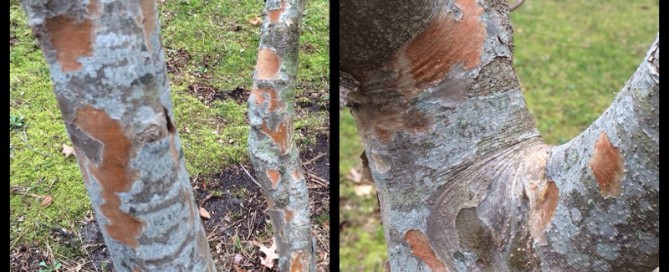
[
  {"xmin": 247, "ymin": 0, "xmax": 317, "ymax": 271},
  {"xmin": 340, "ymin": 0, "xmax": 658, "ymax": 271},
  {"xmin": 21, "ymin": 0, "xmax": 216, "ymax": 270}
]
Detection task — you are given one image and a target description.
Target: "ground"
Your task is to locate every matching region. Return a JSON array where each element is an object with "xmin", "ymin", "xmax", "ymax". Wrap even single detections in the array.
[
  {"xmin": 338, "ymin": 0, "xmax": 658, "ymax": 270},
  {"xmin": 9, "ymin": 0, "xmax": 329, "ymax": 271}
]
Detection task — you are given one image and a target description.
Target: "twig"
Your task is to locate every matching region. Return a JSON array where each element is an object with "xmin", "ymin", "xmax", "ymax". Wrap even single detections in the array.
[
  {"xmin": 509, "ymin": 0, "xmax": 526, "ymax": 11},
  {"xmin": 239, "ymin": 164, "xmax": 262, "ymax": 188},
  {"xmin": 305, "ymin": 171, "xmax": 327, "ymax": 187},
  {"xmin": 303, "ymin": 152, "xmax": 326, "ymax": 166}
]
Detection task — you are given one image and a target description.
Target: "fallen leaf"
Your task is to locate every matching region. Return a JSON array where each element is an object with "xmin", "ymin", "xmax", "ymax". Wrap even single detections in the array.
[
  {"xmin": 346, "ymin": 168, "xmax": 362, "ymax": 183},
  {"xmin": 41, "ymin": 195, "xmax": 53, "ymax": 207},
  {"xmin": 249, "ymin": 16, "xmax": 262, "ymax": 26},
  {"xmin": 199, "ymin": 207, "xmax": 211, "ymax": 219},
  {"xmin": 353, "ymin": 185, "xmax": 374, "ymax": 197},
  {"xmin": 62, "ymin": 144, "xmax": 75, "ymax": 158},
  {"xmin": 253, "ymin": 237, "xmax": 278, "ymax": 269}
]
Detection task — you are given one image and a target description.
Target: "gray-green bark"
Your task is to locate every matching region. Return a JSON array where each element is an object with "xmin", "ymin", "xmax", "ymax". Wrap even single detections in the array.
[
  {"xmin": 247, "ymin": 0, "xmax": 316, "ymax": 271},
  {"xmin": 21, "ymin": 0, "xmax": 216, "ymax": 271},
  {"xmin": 341, "ymin": 0, "xmax": 658, "ymax": 271}
]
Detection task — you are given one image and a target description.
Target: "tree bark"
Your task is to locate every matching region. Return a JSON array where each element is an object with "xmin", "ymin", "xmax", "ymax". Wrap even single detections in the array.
[
  {"xmin": 21, "ymin": 0, "xmax": 216, "ymax": 271},
  {"xmin": 340, "ymin": 0, "xmax": 658, "ymax": 271},
  {"xmin": 247, "ymin": 0, "xmax": 317, "ymax": 271}
]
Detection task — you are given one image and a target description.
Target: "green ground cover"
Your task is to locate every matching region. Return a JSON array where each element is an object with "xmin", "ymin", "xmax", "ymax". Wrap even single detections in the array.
[{"xmin": 339, "ymin": 0, "xmax": 658, "ymax": 270}]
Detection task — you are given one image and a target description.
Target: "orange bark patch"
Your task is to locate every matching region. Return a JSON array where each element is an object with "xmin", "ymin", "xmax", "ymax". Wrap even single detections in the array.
[
  {"xmin": 290, "ymin": 170, "xmax": 303, "ymax": 181},
  {"xmin": 405, "ymin": 230, "xmax": 448, "ymax": 272},
  {"xmin": 74, "ymin": 105, "xmax": 143, "ymax": 248},
  {"xmin": 284, "ymin": 208, "xmax": 294, "ymax": 223},
  {"xmin": 589, "ymin": 132, "xmax": 624, "ymax": 197},
  {"xmin": 251, "ymin": 87, "xmax": 285, "ymax": 112},
  {"xmin": 268, "ymin": 1, "xmax": 289, "ymax": 24},
  {"xmin": 256, "ymin": 49, "xmax": 280, "ymax": 80},
  {"xmin": 45, "ymin": 15, "xmax": 94, "ymax": 72},
  {"xmin": 266, "ymin": 168, "xmax": 281, "ymax": 189},
  {"xmin": 260, "ymin": 120, "xmax": 291, "ymax": 154},
  {"xmin": 290, "ymin": 251, "xmax": 306, "ymax": 272},
  {"xmin": 528, "ymin": 180, "xmax": 559, "ymax": 243},
  {"xmin": 352, "ymin": 106, "xmax": 434, "ymax": 143},
  {"xmin": 399, "ymin": 0, "xmax": 485, "ymax": 89},
  {"xmin": 140, "ymin": 0, "xmax": 156, "ymax": 52}
]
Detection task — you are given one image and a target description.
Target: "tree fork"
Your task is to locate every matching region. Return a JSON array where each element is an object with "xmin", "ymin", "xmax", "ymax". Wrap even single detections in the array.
[
  {"xmin": 247, "ymin": 0, "xmax": 317, "ymax": 271},
  {"xmin": 341, "ymin": 0, "xmax": 658, "ymax": 270},
  {"xmin": 21, "ymin": 0, "xmax": 216, "ymax": 270}
]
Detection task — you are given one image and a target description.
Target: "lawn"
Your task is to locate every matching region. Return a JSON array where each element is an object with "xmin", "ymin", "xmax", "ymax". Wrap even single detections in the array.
[
  {"xmin": 10, "ymin": 0, "xmax": 329, "ymax": 271},
  {"xmin": 338, "ymin": 0, "xmax": 658, "ymax": 270}
]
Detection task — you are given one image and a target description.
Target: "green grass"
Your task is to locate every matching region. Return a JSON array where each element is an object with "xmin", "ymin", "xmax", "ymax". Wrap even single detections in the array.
[
  {"xmin": 339, "ymin": 0, "xmax": 658, "ymax": 269},
  {"xmin": 10, "ymin": 0, "xmax": 329, "ymax": 266}
]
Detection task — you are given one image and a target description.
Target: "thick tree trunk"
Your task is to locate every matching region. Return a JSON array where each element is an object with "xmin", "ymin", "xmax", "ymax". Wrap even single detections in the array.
[
  {"xmin": 21, "ymin": 0, "xmax": 216, "ymax": 271},
  {"xmin": 247, "ymin": 0, "xmax": 316, "ymax": 271},
  {"xmin": 341, "ymin": 0, "xmax": 658, "ymax": 271}
]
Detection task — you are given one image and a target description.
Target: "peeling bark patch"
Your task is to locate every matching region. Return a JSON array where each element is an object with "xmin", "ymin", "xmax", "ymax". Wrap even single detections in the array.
[
  {"xmin": 589, "ymin": 132, "xmax": 624, "ymax": 197},
  {"xmin": 74, "ymin": 105, "xmax": 143, "ymax": 248},
  {"xmin": 284, "ymin": 208, "xmax": 294, "ymax": 223},
  {"xmin": 183, "ymin": 187, "xmax": 195, "ymax": 224},
  {"xmin": 45, "ymin": 15, "xmax": 94, "ymax": 72},
  {"xmin": 290, "ymin": 250, "xmax": 305, "ymax": 272},
  {"xmin": 260, "ymin": 120, "xmax": 291, "ymax": 154},
  {"xmin": 140, "ymin": 0, "xmax": 156, "ymax": 52},
  {"xmin": 405, "ymin": 230, "xmax": 448, "ymax": 272},
  {"xmin": 352, "ymin": 106, "xmax": 434, "ymax": 143},
  {"xmin": 290, "ymin": 170, "xmax": 303, "ymax": 181},
  {"xmin": 522, "ymin": 144, "xmax": 558, "ymax": 244},
  {"xmin": 268, "ymin": 1, "xmax": 289, "ymax": 24},
  {"xmin": 267, "ymin": 168, "xmax": 281, "ymax": 189},
  {"xmin": 251, "ymin": 87, "xmax": 285, "ymax": 112},
  {"xmin": 399, "ymin": 0, "xmax": 485, "ymax": 89},
  {"xmin": 164, "ymin": 107, "xmax": 180, "ymax": 168},
  {"xmin": 528, "ymin": 180, "xmax": 558, "ymax": 244},
  {"xmin": 256, "ymin": 49, "xmax": 280, "ymax": 80}
]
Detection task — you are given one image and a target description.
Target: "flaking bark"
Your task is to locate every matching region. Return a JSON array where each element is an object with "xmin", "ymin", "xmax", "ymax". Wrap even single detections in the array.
[
  {"xmin": 247, "ymin": 0, "xmax": 317, "ymax": 271},
  {"xmin": 342, "ymin": 0, "xmax": 658, "ymax": 271},
  {"xmin": 21, "ymin": 0, "xmax": 216, "ymax": 271}
]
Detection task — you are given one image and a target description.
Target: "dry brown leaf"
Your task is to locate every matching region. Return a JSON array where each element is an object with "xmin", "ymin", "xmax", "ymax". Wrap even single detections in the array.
[
  {"xmin": 353, "ymin": 185, "xmax": 374, "ymax": 197},
  {"xmin": 62, "ymin": 144, "xmax": 75, "ymax": 158},
  {"xmin": 199, "ymin": 207, "xmax": 211, "ymax": 219},
  {"xmin": 41, "ymin": 195, "xmax": 53, "ymax": 207},
  {"xmin": 346, "ymin": 168, "xmax": 362, "ymax": 183},
  {"xmin": 253, "ymin": 237, "xmax": 278, "ymax": 269},
  {"xmin": 249, "ymin": 16, "xmax": 262, "ymax": 26}
]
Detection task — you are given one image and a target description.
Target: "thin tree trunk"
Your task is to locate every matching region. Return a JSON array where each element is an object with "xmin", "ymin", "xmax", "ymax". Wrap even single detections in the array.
[
  {"xmin": 247, "ymin": 0, "xmax": 316, "ymax": 271},
  {"xmin": 21, "ymin": 0, "xmax": 216, "ymax": 270},
  {"xmin": 341, "ymin": 0, "xmax": 658, "ymax": 271}
]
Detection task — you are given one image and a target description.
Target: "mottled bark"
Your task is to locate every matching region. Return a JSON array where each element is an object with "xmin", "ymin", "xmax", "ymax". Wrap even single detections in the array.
[
  {"xmin": 341, "ymin": 0, "xmax": 658, "ymax": 271},
  {"xmin": 21, "ymin": 0, "xmax": 216, "ymax": 271},
  {"xmin": 247, "ymin": 0, "xmax": 316, "ymax": 271}
]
